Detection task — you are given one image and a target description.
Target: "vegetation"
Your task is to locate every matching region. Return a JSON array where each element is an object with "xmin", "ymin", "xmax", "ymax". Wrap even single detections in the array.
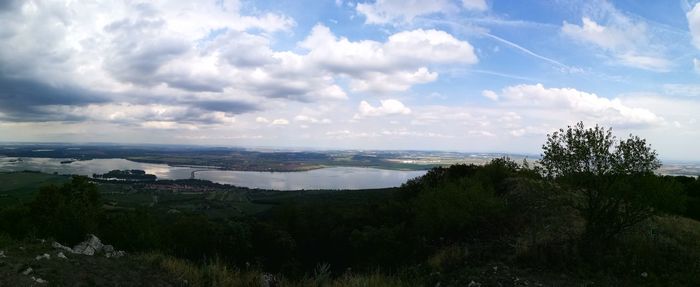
[
  {"xmin": 1, "ymin": 122, "xmax": 700, "ymax": 286},
  {"xmin": 540, "ymin": 122, "xmax": 683, "ymax": 248},
  {"xmin": 93, "ymin": 169, "xmax": 157, "ymax": 181}
]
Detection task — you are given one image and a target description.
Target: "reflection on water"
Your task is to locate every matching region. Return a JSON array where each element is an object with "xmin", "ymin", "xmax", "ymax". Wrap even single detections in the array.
[
  {"xmin": 0, "ymin": 157, "xmax": 426, "ymax": 190},
  {"xmin": 194, "ymin": 167, "xmax": 426, "ymax": 190},
  {"xmin": 0, "ymin": 157, "xmax": 194, "ymax": 179}
]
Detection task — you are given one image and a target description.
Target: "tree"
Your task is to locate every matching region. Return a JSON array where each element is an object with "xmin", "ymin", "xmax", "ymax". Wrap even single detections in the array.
[
  {"xmin": 539, "ymin": 122, "xmax": 677, "ymax": 245},
  {"xmin": 540, "ymin": 122, "xmax": 660, "ymax": 178},
  {"xmin": 30, "ymin": 176, "xmax": 102, "ymax": 245}
]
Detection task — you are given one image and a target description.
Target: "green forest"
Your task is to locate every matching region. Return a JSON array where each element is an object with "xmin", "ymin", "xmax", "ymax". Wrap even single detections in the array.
[{"xmin": 1, "ymin": 123, "xmax": 700, "ymax": 286}]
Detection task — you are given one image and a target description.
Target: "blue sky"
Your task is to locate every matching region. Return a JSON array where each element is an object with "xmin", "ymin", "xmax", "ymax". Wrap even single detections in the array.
[{"xmin": 1, "ymin": 0, "xmax": 700, "ymax": 160}]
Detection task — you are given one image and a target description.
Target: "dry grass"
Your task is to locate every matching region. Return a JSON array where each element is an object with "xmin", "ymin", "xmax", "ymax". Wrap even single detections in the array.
[
  {"xmin": 138, "ymin": 252, "xmax": 262, "ymax": 287},
  {"xmin": 138, "ymin": 252, "xmax": 413, "ymax": 287}
]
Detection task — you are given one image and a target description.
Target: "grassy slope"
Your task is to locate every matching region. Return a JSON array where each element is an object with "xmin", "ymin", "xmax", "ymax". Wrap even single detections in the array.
[
  {"xmin": 0, "ymin": 238, "xmax": 178, "ymax": 286},
  {"xmin": 3, "ymin": 172, "xmax": 700, "ymax": 286}
]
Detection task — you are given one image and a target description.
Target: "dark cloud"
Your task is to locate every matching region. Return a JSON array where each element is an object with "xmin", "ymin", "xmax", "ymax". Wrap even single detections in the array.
[
  {"xmin": 188, "ymin": 100, "xmax": 260, "ymax": 114},
  {"xmin": 0, "ymin": 76, "xmax": 108, "ymax": 122},
  {"xmin": 104, "ymin": 17, "xmax": 190, "ymax": 87},
  {"xmin": 164, "ymin": 76, "xmax": 227, "ymax": 93},
  {"xmin": 0, "ymin": 0, "xmax": 21, "ymax": 12},
  {"xmin": 106, "ymin": 40, "xmax": 189, "ymax": 86}
]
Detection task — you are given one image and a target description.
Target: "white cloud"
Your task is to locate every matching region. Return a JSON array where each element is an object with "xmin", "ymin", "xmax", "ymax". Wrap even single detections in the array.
[
  {"xmin": 493, "ymin": 84, "xmax": 663, "ymax": 127},
  {"xmin": 562, "ymin": 16, "xmax": 669, "ymax": 71},
  {"xmin": 141, "ymin": 121, "xmax": 198, "ymax": 130},
  {"xmin": 482, "ymin": 90, "xmax": 499, "ymax": 101},
  {"xmin": 294, "ymin": 115, "xmax": 319, "ymax": 123},
  {"xmin": 688, "ymin": 3, "xmax": 700, "ymax": 49},
  {"xmin": 616, "ymin": 53, "xmax": 671, "ymax": 72},
  {"xmin": 562, "ymin": 17, "xmax": 633, "ymax": 50},
  {"xmin": 350, "ymin": 68, "xmax": 437, "ymax": 93},
  {"xmin": 270, "ymin": 118, "xmax": 290, "ymax": 125},
  {"xmin": 293, "ymin": 114, "xmax": 331, "ymax": 124},
  {"xmin": 356, "ymin": 0, "xmax": 457, "ymax": 25},
  {"xmin": 355, "ymin": 99, "xmax": 412, "ymax": 118},
  {"xmin": 462, "ymin": 0, "xmax": 488, "ymax": 12},
  {"xmin": 663, "ymin": 83, "xmax": 700, "ymax": 97},
  {"xmin": 39, "ymin": 103, "xmax": 238, "ymax": 127},
  {"xmin": 255, "ymin": 117, "xmax": 269, "ymax": 123},
  {"xmin": 301, "ymin": 25, "xmax": 477, "ymax": 93},
  {"xmin": 0, "ymin": 0, "xmax": 356, "ymax": 124}
]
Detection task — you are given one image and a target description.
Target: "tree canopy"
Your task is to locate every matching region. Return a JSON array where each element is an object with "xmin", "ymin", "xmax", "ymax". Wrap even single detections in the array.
[{"xmin": 540, "ymin": 122, "xmax": 660, "ymax": 178}]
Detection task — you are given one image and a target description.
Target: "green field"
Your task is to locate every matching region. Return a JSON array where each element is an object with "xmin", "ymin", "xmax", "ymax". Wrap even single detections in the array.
[{"xmin": 0, "ymin": 172, "xmax": 71, "ymax": 206}]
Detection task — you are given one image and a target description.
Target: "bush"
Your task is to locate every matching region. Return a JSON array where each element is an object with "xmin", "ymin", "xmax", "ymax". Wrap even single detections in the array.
[{"xmin": 413, "ymin": 178, "xmax": 505, "ymax": 242}]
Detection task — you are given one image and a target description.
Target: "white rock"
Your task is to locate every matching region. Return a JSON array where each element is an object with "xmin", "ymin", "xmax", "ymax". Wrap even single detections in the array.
[
  {"xmin": 21, "ymin": 267, "xmax": 33, "ymax": 275},
  {"xmin": 52, "ymin": 242, "xmax": 74, "ymax": 253},
  {"xmin": 103, "ymin": 245, "xmax": 114, "ymax": 253},
  {"xmin": 31, "ymin": 276, "xmax": 48, "ymax": 284},
  {"xmin": 0, "ymin": 250, "xmax": 5, "ymax": 258},
  {"xmin": 35, "ymin": 253, "xmax": 50, "ymax": 260},
  {"xmin": 73, "ymin": 234, "xmax": 104, "ymax": 256},
  {"xmin": 57, "ymin": 252, "xmax": 67, "ymax": 259}
]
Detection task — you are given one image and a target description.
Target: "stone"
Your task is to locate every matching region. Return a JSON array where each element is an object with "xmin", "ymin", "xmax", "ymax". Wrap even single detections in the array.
[
  {"xmin": 0, "ymin": 250, "xmax": 5, "ymax": 258},
  {"xmin": 57, "ymin": 252, "xmax": 68, "ymax": 259},
  {"xmin": 73, "ymin": 234, "xmax": 103, "ymax": 256},
  {"xmin": 106, "ymin": 250, "xmax": 125, "ymax": 258},
  {"xmin": 32, "ymin": 276, "xmax": 48, "ymax": 284},
  {"xmin": 103, "ymin": 245, "xmax": 114, "ymax": 253},
  {"xmin": 35, "ymin": 253, "xmax": 50, "ymax": 260},
  {"xmin": 52, "ymin": 242, "xmax": 74, "ymax": 253},
  {"xmin": 21, "ymin": 267, "xmax": 33, "ymax": 275}
]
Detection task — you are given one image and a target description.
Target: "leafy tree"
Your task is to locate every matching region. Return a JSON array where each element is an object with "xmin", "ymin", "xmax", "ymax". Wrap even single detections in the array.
[
  {"xmin": 29, "ymin": 176, "xmax": 102, "ymax": 244},
  {"xmin": 539, "ymin": 122, "xmax": 679, "ymax": 245}
]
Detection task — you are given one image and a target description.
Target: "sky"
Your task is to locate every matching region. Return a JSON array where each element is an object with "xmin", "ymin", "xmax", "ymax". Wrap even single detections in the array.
[{"xmin": 1, "ymin": 0, "xmax": 700, "ymax": 160}]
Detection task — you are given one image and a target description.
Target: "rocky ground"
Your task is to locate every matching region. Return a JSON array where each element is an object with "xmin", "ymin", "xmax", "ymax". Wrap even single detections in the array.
[{"xmin": 0, "ymin": 236, "xmax": 179, "ymax": 287}]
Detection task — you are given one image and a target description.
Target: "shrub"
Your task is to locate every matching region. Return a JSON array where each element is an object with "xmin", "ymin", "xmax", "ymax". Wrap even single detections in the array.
[{"xmin": 413, "ymin": 178, "xmax": 505, "ymax": 241}]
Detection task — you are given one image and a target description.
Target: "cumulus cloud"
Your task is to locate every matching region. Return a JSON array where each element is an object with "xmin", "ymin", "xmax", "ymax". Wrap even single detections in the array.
[
  {"xmin": 562, "ymin": 15, "xmax": 670, "ymax": 71},
  {"xmin": 0, "ymin": 0, "xmax": 301, "ymax": 123},
  {"xmin": 301, "ymin": 25, "xmax": 477, "ymax": 93},
  {"xmin": 355, "ymin": 99, "xmax": 411, "ymax": 118},
  {"xmin": 0, "ymin": 1, "xmax": 478, "ymax": 128},
  {"xmin": 50, "ymin": 103, "xmax": 238, "ymax": 126},
  {"xmin": 489, "ymin": 84, "xmax": 663, "ymax": 127}
]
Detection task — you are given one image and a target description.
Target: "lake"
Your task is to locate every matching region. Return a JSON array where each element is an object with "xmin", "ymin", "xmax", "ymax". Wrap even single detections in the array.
[{"xmin": 0, "ymin": 157, "xmax": 426, "ymax": 190}]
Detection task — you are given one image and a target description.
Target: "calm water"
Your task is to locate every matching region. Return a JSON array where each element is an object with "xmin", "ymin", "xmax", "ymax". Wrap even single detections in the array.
[{"xmin": 0, "ymin": 157, "xmax": 426, "ymax": 190}]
